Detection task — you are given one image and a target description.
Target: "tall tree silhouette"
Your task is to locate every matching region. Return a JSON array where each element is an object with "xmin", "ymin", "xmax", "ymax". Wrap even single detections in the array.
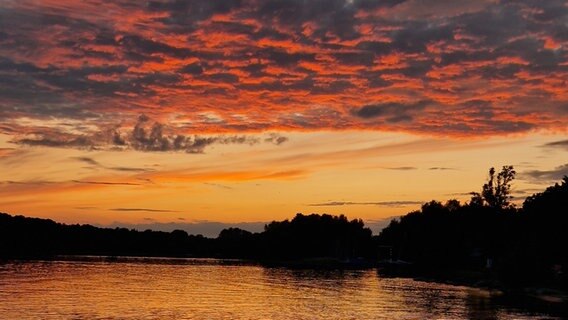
[{"xmin": 470, "ymin": 165, "xmax": 516, "ymax": 209}]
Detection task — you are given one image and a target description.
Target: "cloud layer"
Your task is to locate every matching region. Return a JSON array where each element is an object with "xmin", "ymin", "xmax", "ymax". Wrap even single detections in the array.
[
  {"xmin": 0, "ymin": 0, "xmax": 566, "ymax": 139},
  {"xmin": 13, "ymin": 114, "xmax": 287, "ymax": 153}
]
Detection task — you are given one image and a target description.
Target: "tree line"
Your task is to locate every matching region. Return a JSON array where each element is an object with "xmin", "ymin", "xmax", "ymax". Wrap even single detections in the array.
[
  {"xmin": 377, "ymin": 166, "xmax": 567, "ymax": 289},
  {"xmin": 1, "ymin": 166, "xmax": 566, "ymax": 288},
  {"xmin": 0, "ymin": 212, "xmax": 375, "ymax": 263}
]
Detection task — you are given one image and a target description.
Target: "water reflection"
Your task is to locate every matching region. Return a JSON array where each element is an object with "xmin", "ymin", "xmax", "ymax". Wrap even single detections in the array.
[
  {"xmin": 0, "ymin": 258, "xmax": 560, "ymax": 320},
  {"xmin": 465, "ymin": 289, "xmax": 500, "ymax": 320}
]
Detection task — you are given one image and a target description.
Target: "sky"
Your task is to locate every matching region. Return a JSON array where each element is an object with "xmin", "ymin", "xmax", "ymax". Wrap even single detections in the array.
[{"xmin": 0, "ymin": 0, "xmax": 567, "ymax": 237}]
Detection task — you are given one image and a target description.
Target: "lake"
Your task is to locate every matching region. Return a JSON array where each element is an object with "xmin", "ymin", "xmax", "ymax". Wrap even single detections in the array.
[{"xmin": 0, "ymin": 257, "xmax": 559, "ymax": 319}]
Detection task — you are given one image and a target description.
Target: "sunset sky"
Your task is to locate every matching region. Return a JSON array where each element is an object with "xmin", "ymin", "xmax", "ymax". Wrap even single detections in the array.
[{"xmin": 0, "ymin": 0, "xmax": 567, "ymax": 236}]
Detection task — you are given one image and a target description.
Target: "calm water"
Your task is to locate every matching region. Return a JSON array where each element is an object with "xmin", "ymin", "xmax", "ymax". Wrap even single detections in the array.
[{"xmin": 0, "ymin": 257, "xmax": 558, "ymax": 320}]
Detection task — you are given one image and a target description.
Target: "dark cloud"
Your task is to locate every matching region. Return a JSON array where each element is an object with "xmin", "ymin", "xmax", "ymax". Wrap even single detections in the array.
[
  {"xmin": 118, "ymin": 34, "xmax": 193, "ymax": 59},
  {"xmin": 352, "ymin": 100, "xmax": 431, "ymax": 123},
  {"xmin": 458, "ymin": 3, "xmax": 527, "ymax": 47},
  {"xmin": 413, "ymin": 117, "xmax": 536, "ymax": 135},
  {"xmin": 264, "ymin": 133, "xmax": 289, "ymax": 145},
  {"xmin": 355, "ymin": 41, "xmax": 391, "ymax": 55},
  {"xmin": 15, "ymin": 115, "xmax": 288, "ymax": 153},
  {"xmin": 429, "ymin": 167, "xmax": 456, "ymax": 170},
  {"xmin": 310, "ymin": 80, "xmax": 356, "ymax": 95},
  {"xmin": 445, "ymin": 192, "xmax": 474, "ymax": 197},
  {"xmin": 497, "ymin": 38, "xmax": 563, "ymax": 69},
  {"xmin": 332, "ymin": 52, "xmax": 375, "ymax": 67},
  {"xmin": 390, "ymin": 21, "xmax": 454, "ymax": 53},
  {"xmin": 179, "ymin": 62, "xmax": 204, "ymax": 75},
  {"xmin": 385, "ymin": 166, "xmax": 417, "ymax": 171},
  {"xmin": 260, "ymin": 47, "xmax": 317, "ymax": 66},
  {"xmin": 542, "ymin": 139, "xmax": 568, "ymax": 150},
  {"xmin": 309, "ymin": 200, "xmax": 423, "ymax": 207},
  {"xmin": 256, "ymin": 0, "xmax": 407, "ymax": 42},
  {"xmin": 126, "ymin": 115, "xmax": 259, "ymax": 153},
  {"xmin": 0, "ymin": 56, "xmax": 167, "ymax": 115},
  {"xmin": 239, "ymin": 77, "xmax": 315, "ymax": 93},
  {"xmin": 522, "ymin": 164, "xmax": 568, "ymax": 182},
  {"xmin": 210, "ymin": 20, "xmax": 258, "ymax": 36},
  {"xmin": 17, "ymin": 136, "xmax": 94, "ymax": 149},
  {"xmin": 512, "ymin": 188, "xmax": 548, "ymax": 196},
  {"xmin": 203, "ymin": 72, "xmax": 240, "ymax": 83},
  {"xmin": 74, "ymin": 157, "xmax": 101, "ymax": 166},
  {"xmin": 148, "ymin": 0, "xmax": 243, "ymax": 29}
]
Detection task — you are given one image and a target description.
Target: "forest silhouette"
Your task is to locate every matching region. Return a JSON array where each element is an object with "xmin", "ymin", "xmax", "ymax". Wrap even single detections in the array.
[
  {"xmin": 1, "ymin": 166, "xmax": 567, "ymax": 290},
  {"xmin": 377, "ymin": 167, "xmax": 567, "ymax": 290}
]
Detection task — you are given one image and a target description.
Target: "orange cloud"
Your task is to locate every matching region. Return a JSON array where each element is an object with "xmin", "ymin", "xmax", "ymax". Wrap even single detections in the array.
[{"xmin": 0, "ymin": 0, "xmax": 566, "ymax": 141}]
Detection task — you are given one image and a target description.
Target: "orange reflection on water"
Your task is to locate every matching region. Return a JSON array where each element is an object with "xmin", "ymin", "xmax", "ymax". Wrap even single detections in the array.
[{"xmin": 0, "ymin": 258, "xmax": 557, "ymax": 320}]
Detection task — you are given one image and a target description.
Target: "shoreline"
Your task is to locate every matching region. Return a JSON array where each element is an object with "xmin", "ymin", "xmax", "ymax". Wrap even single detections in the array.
[{"xmin": 376, "ymin": 265, "xmax": 568, "ymax": 317}]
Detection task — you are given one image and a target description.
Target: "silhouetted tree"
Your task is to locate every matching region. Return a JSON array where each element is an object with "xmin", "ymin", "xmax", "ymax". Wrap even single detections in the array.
[
  {"xmin": 523, "ymin": 175, "xmax": 568, "ymax": 213},
  {"xmin": 520, "ymin": 175, "xmax": 568, "ymax": 286},
  {"xmin": 445, "ymin": 199, "xmax": 461, "ymax": 212},
  {"xmin": 259, "ymin": 213, "xmax": 374, "ymax": 260},
  {"xmin": 0, "ymin": 212, "xmax": 376, "ymax": 263},
  {"xmin": 470, "ymin": 165, "xmax": 516, "ymax": 209},
  {"xmin": 0, "ymin": 213, "xmax": 215, "ymax": 258},
  {"xmin": 378, "ymin": 171, "xmax": 567, "ymax": 289}
]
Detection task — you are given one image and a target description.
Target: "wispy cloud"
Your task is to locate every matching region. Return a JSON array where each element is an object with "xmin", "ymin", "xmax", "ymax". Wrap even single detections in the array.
[
  {"xmin": 73, "ymin": 156, "xmax": 151, "ymax": 172},
  {"xmin": 384, "ymin": 166, "xmax": 418, "ymax": 171},
  {"xmin": 445, "ymin": 192, "xmax": 476, "ymax": 197},
  {"xmin": 309, "ymin": 201, "xmax": 423, "ymax": 208},
  {"xmin": 521, "ymin": 164, "xmax": 568, "ymax": 183},
  {"xmin": 72, "ymin": 180, "xmax": 142, "ymax": 186},
  {"xmin": 203, "ymin": 182, "xmax": 234, "ymax": 190},
  {"xmin": 542, "ymin": 139, "xmax": 568, "ymax": 150},
  {"xmin": 111, "ymin": 208, "xmax": 180, "ymax": 213},
  {"xmin": 138, "ymin": 169, "xmax": 308, "ymax": 183},
  {"xmin": 74, "ymin": 157, "xmax": 100, "ymax": 167},
  {"xmin": 1, "ymin": 180, "xmax": 54, "ymax": 186}
]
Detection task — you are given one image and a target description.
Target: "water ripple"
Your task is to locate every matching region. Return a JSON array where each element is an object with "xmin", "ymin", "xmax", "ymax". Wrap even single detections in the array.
[{"xmin": 0, "ymin": 258, "xmax": 560, "ymax": 320}]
